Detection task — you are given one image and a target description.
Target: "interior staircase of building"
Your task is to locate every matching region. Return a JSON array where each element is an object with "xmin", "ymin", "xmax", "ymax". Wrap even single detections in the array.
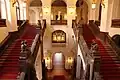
[
  {"xmin": 83, "ymin": 25, "xmax": 120, "ymax": 80},
  {"xmin": 0, "ymin": 24, "xmax": 38, "ymax": 80}
]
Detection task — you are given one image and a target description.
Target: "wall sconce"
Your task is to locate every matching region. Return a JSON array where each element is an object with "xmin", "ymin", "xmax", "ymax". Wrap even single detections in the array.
[
  {"xmin": 22, "ymin": 1, "xmax": 26, "ymax": 7},
  {"xmin": 67, "ymin": 57, "xmax": 73, "ymax": 69},
  {"xmin": 67, "ymin": 57, "xmax": 73, "ymax": 64},
  {"xmin": 68, "ymin": 7, "xmax": 75, "ymax": 15},
  {"xmin": 12, "ymin": 0, "xmax": 17, "ymax": 7},
  {"xmin": 43, "ymin": 7, "xmax": 49, "ymax": 14},
  {"xmin": 45, "ymin": 57, "xmax": 50, "ymax": 67},
  {"xmin": 101, "ymin": 0, "xmax": 105, "ymax": 8},
  {"xmin": 92, "ymin": 3, "xmax": 96, "ymax": 9},
  {"xmin": 92, "ymin": 0, "xmax": 96, "ymax": 9}
]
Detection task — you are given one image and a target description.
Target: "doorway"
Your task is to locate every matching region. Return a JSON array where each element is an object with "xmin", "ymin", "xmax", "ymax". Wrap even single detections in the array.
[{"xmin": 53, "ymin": 52, "xmax": 65, "ymax": 69}]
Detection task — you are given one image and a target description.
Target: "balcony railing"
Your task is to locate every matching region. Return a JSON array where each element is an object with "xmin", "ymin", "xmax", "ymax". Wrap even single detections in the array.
[{"xmin": 51, "ymin": 20, "xmax": 67, "ymax": 25}]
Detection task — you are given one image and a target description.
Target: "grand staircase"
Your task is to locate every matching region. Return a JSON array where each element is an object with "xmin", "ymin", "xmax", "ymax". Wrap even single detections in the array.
[
  {"xmin": 83, "ymin": 25, "xmax": 120, "ymax": 80},
  {"xmin": 0, "ymin": 24, "xmax": 38, "ymax": 80}
]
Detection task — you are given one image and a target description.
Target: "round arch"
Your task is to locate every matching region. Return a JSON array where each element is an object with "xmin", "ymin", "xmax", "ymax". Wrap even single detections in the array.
[
  {"xmin": 76, "ymin": 0, "xmax": 89, "ymax": 24},
  {"xmin": 29, "ymin": 0, "xmax": 42, "ymax": 7},
  {"xmin": 29, "ymin": 0, "xmax": 43, "ymax": 7},
  {"xmin": 51, "ymin": 0, "xmax": 67, "ymax": 5},
  {"xmin": 51, "ymin": 0, "xmax": 67, "ymax": 20},
  {"xmin": 52, "ymin": 30, "xmax": 66, "ymax": 43},
  {"xmin": 52, "ymin": 52, "xmax": 65, "ymax": 69}
]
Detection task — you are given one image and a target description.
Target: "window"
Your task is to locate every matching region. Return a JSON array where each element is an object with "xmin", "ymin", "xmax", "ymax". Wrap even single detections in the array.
[{"xmin": 52, "ymin": 30, "xmax": 66, "ymax": 43}]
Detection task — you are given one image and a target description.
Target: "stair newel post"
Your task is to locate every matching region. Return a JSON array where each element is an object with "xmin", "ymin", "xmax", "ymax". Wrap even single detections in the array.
[{"xmin": 89, "ymin": 59, "xmax": 94, "ymax": 80}]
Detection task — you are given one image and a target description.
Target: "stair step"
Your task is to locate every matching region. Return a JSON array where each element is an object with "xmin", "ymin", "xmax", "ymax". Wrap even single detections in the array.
[{"xmin": 101, "ymin": 61, "xmax": 120, "ymax": 63}]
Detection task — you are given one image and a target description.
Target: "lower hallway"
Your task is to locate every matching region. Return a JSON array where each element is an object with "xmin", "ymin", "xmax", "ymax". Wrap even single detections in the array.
[
  {"xmin": 35, "ymin": 51, "xmax": 72, "ymax": 80},
  {"xmin": 47, "ymin": 65, "xmax": 71, "ymax": 80}
]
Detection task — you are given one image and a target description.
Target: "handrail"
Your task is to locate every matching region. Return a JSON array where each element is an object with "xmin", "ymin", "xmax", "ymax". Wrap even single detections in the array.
[
  {"xmin": 31, "ymin": 34, "xmax": 40, "ymax": 62},
  {"xmin": 105, "ymin": 34, "xmax": 120, "ymax": 56},
  {"xmin": 18, "ymin": 20, "xmax": 28, "ymax": 31},
  {"xmin": 72, "ymin": 20, "xmax": 95, "ymax": 80},
  {"xmin": 93, "ymin": 72, "xmax": 103, "ymax": 80},
  {"xmin": 72, "ymin": 20, "xmax": 94, "ymax": 62}
]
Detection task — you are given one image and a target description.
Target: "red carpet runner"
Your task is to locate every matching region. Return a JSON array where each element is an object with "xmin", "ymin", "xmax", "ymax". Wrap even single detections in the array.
[
  {"xmin": 53, "ymin": 75, "xmax": 66, "ymax": 80},
  {"xmin": 83, "ymin": 25, "xmax": 120, "ymax": 80},
  {"xmin": 0, "ymin": 24, "xmax": 38, "ymax": 79}
]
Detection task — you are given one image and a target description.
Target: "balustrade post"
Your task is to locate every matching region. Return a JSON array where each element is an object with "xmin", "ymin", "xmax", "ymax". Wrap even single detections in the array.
[{"xmin": 89, "ymin": 59, "xmax": 94, "ymax": 80}]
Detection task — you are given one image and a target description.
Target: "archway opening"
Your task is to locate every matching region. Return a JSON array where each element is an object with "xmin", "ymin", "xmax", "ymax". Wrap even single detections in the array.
[
  {"xmin": 53, "ymin": 52, "xmax": 65, "ymax": 69},
  {"xmin": 51, "ymin": 0, "xmax": 67, "ymax": 20},
  {"xmin": 76, "ymin": 0, "xmax": 88, "ymax": 24},
  {"xmin": 29, "ymin": 0, "xmax": 42, "ymax": 24}
]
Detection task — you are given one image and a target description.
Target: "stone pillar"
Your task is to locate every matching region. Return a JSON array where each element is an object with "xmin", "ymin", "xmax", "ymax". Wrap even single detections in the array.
[
  {"xmin": 67, "ymin": 3, "xmax": 76, "ymax": 51},
  {"xmin": 19, "ymin": 3, "xmax": 24, "ymax": 20},
  {"xmin": 6, "ymin": 0, "xmax": 18, "ymax": 32},
  {"xmin": 42, "ymin": 0, "xmax": 51, "ymax": 25},
  {"xmin": 67, "ymin": 5, "xmax": 76, "ymax": 28},
  {"xmin": 26, "ymin": 1, "xmax": 29, "ymax": 20},
  {"xmin": 35, "ymin": 8, "xmax": 40, "ymax": 24},
  {"xmin": 100, "ymin": 0, "xmax": 114, "ymax": 32}
]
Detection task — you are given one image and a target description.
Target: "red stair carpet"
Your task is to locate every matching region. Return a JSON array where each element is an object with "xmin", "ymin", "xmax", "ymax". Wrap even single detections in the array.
[
  {"xmin": 83, "ymin": 25, "xmax": 120, "ymax": 80},
  {"xmin": 0, "ymin": 24, "xmax": 38, "ymax": 80},
  {"xmin": 53, "ymin": 75, "xmax": 66, "ymax": 80}
]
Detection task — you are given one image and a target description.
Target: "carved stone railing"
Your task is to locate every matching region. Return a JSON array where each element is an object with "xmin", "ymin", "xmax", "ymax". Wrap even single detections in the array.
[
  {"xmin": 18, "ymin": 34, "xmax": 40, "ymax": 80},
  {"xmin": 72, "ymin": 20, "xmax": 102, "ymax": 80},
  {"xmin": 72, "ymin": 20, "xmax": 96, "ymax": 80},
  {"xmin": 112, "ymin": 19, "xmax": 120, "ymax": 28},
  {"xmin": 93, "ymin": 72, "xmax": 103, "ymax": 80},
  {"xmin": 51, "ymin": 20, "xmax": 67, "ymax": 25},
  {"xmin": 79, "ymin": 35, "xmax": 95, "ymax": 80},
  {"xmin": 0, "ymin": 19, "xmax": 6, "ymax": 27}
]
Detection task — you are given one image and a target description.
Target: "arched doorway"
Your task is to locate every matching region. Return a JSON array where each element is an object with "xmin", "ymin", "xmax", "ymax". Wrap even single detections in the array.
[
  {"xmin": 53, "ymin": 52, "xmax": 65, "ymax": 69},
  {"xmin": 51, "ymin": 0, "xmax": 67, "ymax": 20},
  {"xmin": 76, "ymin": 0, "xmax": 88, "ymax": 24},
  {"xmin": 29, "ymin": 0, "xmax": 42, "ymax": 24}
]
